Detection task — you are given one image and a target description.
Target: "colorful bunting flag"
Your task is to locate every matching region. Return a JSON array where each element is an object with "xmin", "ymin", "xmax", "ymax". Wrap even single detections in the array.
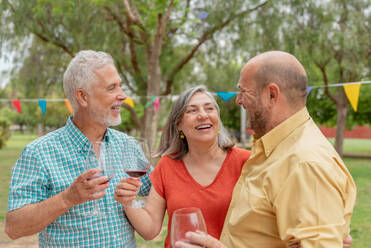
[
  {"xmin": 123, "ymin": 98, "xmax": 134, "ymax": 108},
  {"xmin": 306, "ymin": 86, "xmax": 313, "ymax": 96},
  {"xmin": 64, "ymin": 99, "xmax": 74, "ymax": 114},
  {"xmin": 216, "ymin": 92, "xmax": 237, "ymax": 101},
  {"xmin": 198, "ymin": 11, "xmax": 208, "ymax": 20},
  {"xmin": 144, "ymin": 96, "xmax": 157, "ymax": 108},
  {"xmin": 153, "ymin": 97, "xmax": 160, "ymax": 112},
  {"xmin": 344, "ymin": 83, "xmax": 361, "ymax": 112},
  {"xmin": 0, "ymin": 80, "xmax": 370, "ymax": 117},
  {"xmin": 12, "ymin": 100, "xmax": 22, "ymax": 113},
  {"xmin": 38, "ymin": 99, "xmax": 47, "ymax": 115}
]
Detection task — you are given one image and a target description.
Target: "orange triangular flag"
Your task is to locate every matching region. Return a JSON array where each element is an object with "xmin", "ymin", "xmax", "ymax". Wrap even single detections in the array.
[
  {"xmin": 123, "ymin": 98, "xmax": 134, "ymax": 108},
  {"xmin": 64, "ymin": 99, "xmax": 73, "ymax": 114},
  {"xmin": 344, "ymin": 83, "xmax": 361, "ymax": 112}
]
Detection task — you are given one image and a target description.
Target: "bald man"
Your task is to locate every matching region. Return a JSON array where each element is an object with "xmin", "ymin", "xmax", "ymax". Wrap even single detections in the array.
[{"xmin": 175, "ymin": 51, "xmax": 356, "ymax": 248}]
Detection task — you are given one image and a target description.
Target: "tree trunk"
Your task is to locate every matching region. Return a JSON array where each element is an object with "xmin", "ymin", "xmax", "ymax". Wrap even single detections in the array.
[
  {"xmin": 143, "ymin": 101, "xmax": 160, "ymax": 150},
  {"xmin": 334, "ymin": 87, "xmax": 349, "ymax": 157},
  {"xmin": 143, "ymin": 47, "xmax": 162, "ymax": 150},
  {"xmin": 37, "ymin": 123, "xmax": 46, "ymax": 136}
]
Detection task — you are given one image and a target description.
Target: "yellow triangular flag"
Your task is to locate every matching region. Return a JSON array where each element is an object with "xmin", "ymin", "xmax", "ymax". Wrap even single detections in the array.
[
  {"xmin": 64, "ymin": 99, "xmax": 74, "ymax": 114},
  {"xmin": 123, "ymin": 98, "xmax": 134, "ymax": 108},
  {"xmin": 344, "ymin": 83, "xmax": 361, "ymax": 112}
]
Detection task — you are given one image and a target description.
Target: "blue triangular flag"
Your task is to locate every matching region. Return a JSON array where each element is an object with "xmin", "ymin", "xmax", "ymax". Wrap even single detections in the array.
[
  {"xmin": 216, "ymin": 92, "xmax": 237, "ymax": 101},
  {"xmin": 38, "ymin": 99, "xmax": 47, "ymax": 115},
  {"xmin": 306, "ymin": 86, "xmax": 313, "ymax": 96}
]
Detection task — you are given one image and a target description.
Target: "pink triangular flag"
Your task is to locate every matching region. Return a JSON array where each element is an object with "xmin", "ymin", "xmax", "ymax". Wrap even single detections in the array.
[{"xmin": 153, "ymin": 97, "xmax": 160, "ymax": 112}]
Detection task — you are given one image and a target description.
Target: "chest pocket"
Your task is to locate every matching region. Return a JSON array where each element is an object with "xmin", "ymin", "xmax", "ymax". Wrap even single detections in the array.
[{"xmin": 229, "ymin": 178, "xmax": 274, "ymax": 229}]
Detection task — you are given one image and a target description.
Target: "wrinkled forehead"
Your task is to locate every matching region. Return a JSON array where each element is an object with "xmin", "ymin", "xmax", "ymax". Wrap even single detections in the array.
[
  {"xmin": 187, "ymin": 92, "xmax": 214, "ymax": 106},
  {"xmin": 238, "ymin": 63, "xmax": 258, "ymax": 89}
]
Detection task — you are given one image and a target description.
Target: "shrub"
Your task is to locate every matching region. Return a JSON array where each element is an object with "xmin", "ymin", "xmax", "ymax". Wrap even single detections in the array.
[{"xmin": 0, "ymin": 117, "xmax": 11, "ymax": 149}]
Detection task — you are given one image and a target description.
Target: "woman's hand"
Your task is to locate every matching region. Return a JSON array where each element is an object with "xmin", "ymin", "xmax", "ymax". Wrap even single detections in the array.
[{"xmin": 114, "ymin": 177, "xmax": 142, "ymax": 207}]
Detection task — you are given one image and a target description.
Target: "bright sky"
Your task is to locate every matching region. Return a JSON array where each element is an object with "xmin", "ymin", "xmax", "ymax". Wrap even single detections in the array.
[{"xmin": 0, "ymin": 49, "xmax": 14, "ymax": 88}]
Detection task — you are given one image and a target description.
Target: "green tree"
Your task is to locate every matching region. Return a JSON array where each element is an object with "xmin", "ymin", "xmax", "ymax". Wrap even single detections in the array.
[
  {"xmin": 284, "ymin": 0, "xmax": 370, "ymax": 156},
  {"xmin": 2, "ymin": 38, "xmax": 70, "ymax": 133},
  {"xmin": 0, "ymin": 0, "xmax": 269, "ymax": 147},
  {"xmin": 0, "ymin": 111, "xmax": 10, "ymax": 149}
]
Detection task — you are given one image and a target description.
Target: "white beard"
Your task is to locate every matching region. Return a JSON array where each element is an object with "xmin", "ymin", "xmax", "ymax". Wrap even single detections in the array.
[{"xmin": 88, "ymin": 101, "xmax": 122, "ymax": 127}]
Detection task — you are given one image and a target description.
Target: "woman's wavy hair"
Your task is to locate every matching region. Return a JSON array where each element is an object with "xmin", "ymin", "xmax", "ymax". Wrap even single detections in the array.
[{"xmin": 155, "ymin": 85, "xmax": 234, "ymax": 160}]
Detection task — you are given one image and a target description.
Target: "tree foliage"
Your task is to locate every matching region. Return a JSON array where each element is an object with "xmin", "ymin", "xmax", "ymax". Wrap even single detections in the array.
[
  {"xmin": 0, "ymin": 113, "xmax": 10, "ymax": 149},
  {"xmin": 0, "ymin": 0, "xmax": 269, "ymax": 147},
  {"xmin": 282, "ymin": 0, "xmax": 370, "ymax": 156},
  {"xmin": 0, "ymin": 0, "xmax": 370, "ymax": 153}
]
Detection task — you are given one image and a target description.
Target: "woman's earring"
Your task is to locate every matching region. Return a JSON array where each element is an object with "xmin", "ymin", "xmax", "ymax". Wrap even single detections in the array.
[
  {"xmin": 179, "ymin": 130, "xmax": 185, "ymax": 139},
  {"xmin": 217, "ymin": 130, "xmax": 221, "ymax": 134}
]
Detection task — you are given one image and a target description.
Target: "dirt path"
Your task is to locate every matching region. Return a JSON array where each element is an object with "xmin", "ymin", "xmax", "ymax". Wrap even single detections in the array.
[
  {"xmin": 0, "ymin": 222, "xmax": 38, "ymax": 248},
  {"xmin": 0, "ymin": 222, "xmax": 166, "ymax": 247}
]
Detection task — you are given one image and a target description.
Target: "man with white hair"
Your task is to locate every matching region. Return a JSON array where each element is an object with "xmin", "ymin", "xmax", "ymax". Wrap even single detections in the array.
[{"xmin": 5, "ymin": 50, "xmax": 151, "ymax": 247}]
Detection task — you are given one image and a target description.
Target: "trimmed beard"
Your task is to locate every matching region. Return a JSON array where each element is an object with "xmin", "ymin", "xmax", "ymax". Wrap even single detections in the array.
[
  {"xmin": 247, "ymin": 100, "xmax": 270, "ymax": 139},
  {"xmin": 88, "ymin": 104, "xmax": 122, "ymax": 127}
]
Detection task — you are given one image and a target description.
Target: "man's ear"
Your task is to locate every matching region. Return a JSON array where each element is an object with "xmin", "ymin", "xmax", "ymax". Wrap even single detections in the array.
[
  {"xmin": 266, "ymin": 83, "xmax": 280, "ymax": 107},
  {"xmin": 75, "ymin": 89, "xmax": 88, "ymax": 108}
]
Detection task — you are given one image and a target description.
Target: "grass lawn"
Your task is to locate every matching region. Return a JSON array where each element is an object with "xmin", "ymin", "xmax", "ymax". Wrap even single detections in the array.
[
  {"xmin": 346, "ymin": 158, "xmax": 371, "ymax": 248},
  {"xmin": 329, "ymin": 138, "xmax": 371, "ymax": 155},
  {"xmin": 0, "ymin": 133, "xmax": 370, "ymax": 247},
  {"xmin": 0, "ymin": 133, "xmax": 37, "ymax": 222}
]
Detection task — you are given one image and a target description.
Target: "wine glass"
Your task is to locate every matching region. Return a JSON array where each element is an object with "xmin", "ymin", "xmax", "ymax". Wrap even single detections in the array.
[
  {"xmin": 171, "ymin": 207, "xmax": 207, "ymax": 246},
  {"xmin": 83, "ymin": 140, "xmax": 115, "ymax": 216},
  {"xmin": 123, "ymin": 137, "xmax": 152, "ymax": 208}
]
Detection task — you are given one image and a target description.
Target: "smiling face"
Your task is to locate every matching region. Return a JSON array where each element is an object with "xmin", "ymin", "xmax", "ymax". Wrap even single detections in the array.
[
  {"xmin": 236, "ymin": 63, "xmax": 270, "ymax": 138},
  {"xmin": 86, "ymin": 63, "xmax": 126, "ymax": 127},
  {"xmin": 177, "ymin": 92, "xmax": 220, "ymax": 146}
]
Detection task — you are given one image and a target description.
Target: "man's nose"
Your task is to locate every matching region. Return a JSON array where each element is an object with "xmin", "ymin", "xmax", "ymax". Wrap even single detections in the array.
[
  {"xmin": 118, "ymin": 88, "xmax": 127, "ymax": 100},
  {"xmin": 236, "ymin": 94, "xmax": 242, "ymax": 105}
]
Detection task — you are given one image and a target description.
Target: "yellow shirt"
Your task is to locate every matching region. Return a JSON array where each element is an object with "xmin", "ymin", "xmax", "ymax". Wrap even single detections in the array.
[{"xmin": 220, "ymin": 107, "xmax": 356, "ymax": 247}]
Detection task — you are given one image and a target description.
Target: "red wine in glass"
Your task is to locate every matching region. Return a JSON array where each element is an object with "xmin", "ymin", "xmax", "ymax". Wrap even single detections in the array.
[
  {"xmin": 125, "ymin": 170, "xmax": 148, "ymax": 178},
  {"xmin": 123, "ymin": 137, "xmax": 152, "ymax": 208}
]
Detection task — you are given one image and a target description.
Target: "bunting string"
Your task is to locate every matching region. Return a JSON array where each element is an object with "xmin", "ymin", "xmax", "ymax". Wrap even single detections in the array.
[
  {"xmin": 0, "ymin": 80, "xmax": 369, "ymax": 114},
  {"xmin": 0, "ymin": 80, "xmax": 369, "ymax": 102},
  {"xmin": 0, "ymin": 98, "xmax": 68, "ymax": 102},
  {"xmin": 309, "ymin": 80, "xmax": 371, "ymax": 88}
]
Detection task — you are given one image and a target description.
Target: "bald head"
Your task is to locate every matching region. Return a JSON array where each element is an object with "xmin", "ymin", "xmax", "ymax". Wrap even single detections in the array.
[{"xmin": 244, "ymin": 51, "xmax": 308, "ymax": 107}]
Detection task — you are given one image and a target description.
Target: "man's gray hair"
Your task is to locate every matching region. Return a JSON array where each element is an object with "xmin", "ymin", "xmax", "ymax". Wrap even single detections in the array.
[
  {"xmin": 63, "ymin": 50, "xmax": 115, "ymax": 112},
  {"xmin": 156, "ymin": 85, "xmax": 234, "ymax": 160},
  {"xmin": 254, "ymin": 59, "xmax": 308, "ymax": 106}
]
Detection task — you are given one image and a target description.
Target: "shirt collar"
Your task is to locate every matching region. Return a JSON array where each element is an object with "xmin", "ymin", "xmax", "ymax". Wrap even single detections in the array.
[
  {"xmin": 258, "ymin": 107, "xmax": 310, "ymax": 157},
  {"xmin": 65, "ymin": 116, "xmax": 112, "ymax": 153},
  {"xmin": 65, "ymin": 116, "xmax": 90, "ymax": 153}
]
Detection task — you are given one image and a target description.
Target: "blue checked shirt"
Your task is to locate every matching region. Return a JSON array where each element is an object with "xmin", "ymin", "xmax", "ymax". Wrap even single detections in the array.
[{"xmin": 8, "ymin": 117, "xmax": 152, "ymax": 247}]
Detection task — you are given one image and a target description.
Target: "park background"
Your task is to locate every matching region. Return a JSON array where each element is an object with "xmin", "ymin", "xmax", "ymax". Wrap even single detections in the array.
[{"xmin": 0, "ymin": 0, "xmax": 370, "ymax": 247}]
